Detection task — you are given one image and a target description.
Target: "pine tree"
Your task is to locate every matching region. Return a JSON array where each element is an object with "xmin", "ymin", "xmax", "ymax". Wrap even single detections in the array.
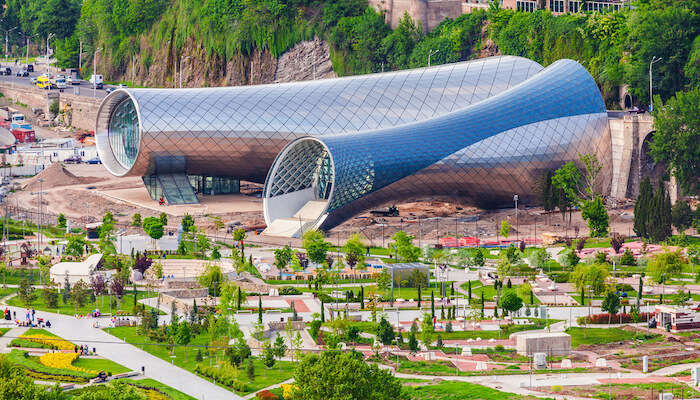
[
  {"xmin": 634, "ymin": 177, "xmax": 652, "ymax": 238},
  {"xmin": 320, "ymin": 300, "xmax": 325, "ymax": 323},
  {"xmin": 467, "ymin": 281, "xmax": 472, "ymax": 304},
  {"xmin": 581, "ymin": 287, "xmax": 585, "ymax": 306},
  {"xmin": 237, "ymin": 287, "xmax": 242, "ymax": 310},
  {"xmin": 417, "ymin": 286, "xmax": 421, "ymax": 308},
  {"xmin": 430, "ymin": 291, "xmax": 435, "ymax": 318},
  {"xmin": 440, "ymin": 305, "xmax": 445, "ymax": 320},
  {"xmin": 258, "ymin": 296, "xmax": 263, "ymax": 324},
  {"xmin": 246, "ymin": 357, "xmax": 255, "ymax": 381},
  {"xmin": 359, "ymin": 286, "xmax": 364, "ymax": 309},
  {"xmin": 649, "ymin": 180, "xmax": 672, "ymax": 243}
]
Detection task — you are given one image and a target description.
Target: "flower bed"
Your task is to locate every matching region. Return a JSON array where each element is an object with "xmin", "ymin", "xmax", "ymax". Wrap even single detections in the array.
[
  {"xmin": 39, "ymin": 352, "xmax": 96, "ymax": 374},
  {"xmin": 194, "ymin": 363, "xmax": 248, "ymax": 392},
  {"xmin": 578, "ymin": 312, "xmax": 653, "ymax": 325},
  {"xmin": 7, "ymin": 350, "xmax": 96, "ymax": 382},
  {"xmin": 19, "ymin": 334, "xmax": 74, "ymax": 350}
]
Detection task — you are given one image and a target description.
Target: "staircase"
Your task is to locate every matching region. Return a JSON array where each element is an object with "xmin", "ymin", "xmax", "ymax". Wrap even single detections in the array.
[
  {"xmin": 157, "ymin": 173, "xmax": 199, "ymax": 204},
  {"xmin": 263, "ymin": 200, "xmax": 328, "ymax": 237}
]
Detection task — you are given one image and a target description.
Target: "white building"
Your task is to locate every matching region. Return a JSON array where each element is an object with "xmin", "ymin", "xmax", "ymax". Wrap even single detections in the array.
[{"xmin": 50, "ymin": 253, "xmax": 103, "ymax": 288}]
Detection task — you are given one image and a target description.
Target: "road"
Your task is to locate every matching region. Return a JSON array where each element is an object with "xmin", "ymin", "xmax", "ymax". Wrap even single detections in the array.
[
  {"xmin": 0, "ymin": 61, "xmax": 109, "ymax": 100},
  {"xmin": 1, "ymin": 297, "xmax": 240, "ymax": 400}
]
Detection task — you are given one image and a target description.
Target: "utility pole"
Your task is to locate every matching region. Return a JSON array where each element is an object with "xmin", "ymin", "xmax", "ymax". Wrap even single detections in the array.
[
  {"xmin": 649, "ymin": 56, "xmax": 662, "ymax": 111},
  {"xmin": 30, "ymin": 179, "xmax": 46, "ymax": 255},
  {"xmin": 5, "ymin": 27, "xmax": 17, "ymax": 61},
  {"xmin": 93, "ymin": 47, "xmax": 102, "ymax": 98},
  {"xmin": 179, "ymin": 56, "xmax": 189, "ymax": 88},
  {"xmin": 78, "ymin": 41, "xmax": 82, "ymax": 71},
  {"xmin": 428, "ymin": 49, "xmax": 439, "ymax": 67},
  {"xmin": 45, "ymin": 33, "xmax": 54, "ymax": 73}
]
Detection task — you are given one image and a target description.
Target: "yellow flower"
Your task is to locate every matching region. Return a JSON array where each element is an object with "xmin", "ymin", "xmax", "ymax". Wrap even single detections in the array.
[
  {"xmin": 39, "ymin": 352, "xmax": 96, "ymax": 374},
  {"xmin": 20, "ymin": 334, "xmax": 74, "ymax": 350}
]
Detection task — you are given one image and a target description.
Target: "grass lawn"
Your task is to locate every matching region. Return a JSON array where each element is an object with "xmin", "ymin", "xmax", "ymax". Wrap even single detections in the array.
[
  {"xmin": 460, "ymin": 281, "xmax": 540, "ymax": 305},
  {"xmin": 0, "ymin": 268, "xmax": 43, "ymax": 285},
  {"xmin": 403, "ymin": 380, "xmax": 527, "ymax": 399},
  {"xmin": 0, "ymin": 287, "xmax": 16, "ymax": 298},
  {"xmin": 72, "ymin": 357, "xmax": 131, "ymax": 374},
  {"xmin": 0, "ymin": 328, "xmax": 9, "ymax": 336},
  {"xmin": 120, "ymin": 378, "xmax": 197, "ymax": 400},
  {"xmin": 566, "ymin": 327, "xmax": 660, "ymax": 348},
  {"xmin": 104, "ymin": 326, "xmax": 295, "ymax": 394},
  {"xmin": 7, "ymin": 290, "xmax": 158, "ymax": 316}
]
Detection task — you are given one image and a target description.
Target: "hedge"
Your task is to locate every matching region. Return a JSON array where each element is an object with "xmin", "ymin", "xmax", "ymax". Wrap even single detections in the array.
[
  {"xmin": 194, "ymin": 363, "xmax": 248, "ymax": 392},
  {"xmin": 577, "ymin": 312, "xmax": 653, "ymax": 325},
  {"xmin": 6, "ymin": 350, "xmax": 96, "ymax": 381}
]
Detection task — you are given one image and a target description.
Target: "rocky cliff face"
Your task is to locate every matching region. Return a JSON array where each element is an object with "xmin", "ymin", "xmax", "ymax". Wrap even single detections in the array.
[{"xmin": 112, "ymin": 37, "xmax": 336, "ymax": 88}]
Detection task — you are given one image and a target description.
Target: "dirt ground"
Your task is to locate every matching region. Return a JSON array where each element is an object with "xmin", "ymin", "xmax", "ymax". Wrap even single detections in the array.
[
  {"xmin": 537, "ymin": 382, "xmax": 697, "ymax": 400},
  {"xmin": 5, "ymin": 162, "xmax": 640, "ymax": 245}
]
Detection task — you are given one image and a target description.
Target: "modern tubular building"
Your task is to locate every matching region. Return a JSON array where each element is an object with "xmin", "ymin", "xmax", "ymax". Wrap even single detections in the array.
[
  {"xmin": 95, "ymin": 56, "xmax": 611, "ymax": 238},
  {"xmin": 95, "ymin": 56, "xmax": 543, "ymax": 204}
]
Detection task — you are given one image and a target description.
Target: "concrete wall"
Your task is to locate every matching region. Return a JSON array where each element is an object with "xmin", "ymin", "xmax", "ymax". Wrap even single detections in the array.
[
  {"xmin": 0, "ymin": 82, "xmax": 100, "ymax": 132},
  {"xmin": 515, "ymin": 333, "xmax": 571, "ymax": 356},
  {"xmin": 369, "ymin": 0, "xmax": 463, "ymax": 32},
  {"xmin": 608, "ymin": 113, "xmax": 656, "ymax": 200}
]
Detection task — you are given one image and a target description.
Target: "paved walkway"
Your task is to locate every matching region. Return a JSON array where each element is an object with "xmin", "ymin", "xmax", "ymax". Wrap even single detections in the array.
[
  {"xmin": 0, "ymin": 300, "xmax": 240, "ymax": 400},
  {"xmin": 0, "ymin": 326, "xmax": 27, "ymax": 350}
]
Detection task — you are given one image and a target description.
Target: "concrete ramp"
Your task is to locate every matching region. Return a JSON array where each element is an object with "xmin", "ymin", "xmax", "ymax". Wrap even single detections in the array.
[
  {"xmin": 262, "ymin": 218, "xmax": 310, "ymax": 237},
  {"xmin": 293, "ymin": 200, "xmax": 328, "ymax": 220}
]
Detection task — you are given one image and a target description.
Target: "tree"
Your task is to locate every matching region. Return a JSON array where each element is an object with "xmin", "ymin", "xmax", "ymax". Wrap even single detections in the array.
[
  {"xmin": 552, "ymin": 161, "xmax": 582, "ymax": 222},
  {"xmin": 273, "ymin": 245, "xmax": 293, "ymax": 270},
  {"xmin": 232, "ymin": 228, "xmax": 247, "ymax": 259},
  {"xmin": 70, "ymin": 279, "xmax": 89, "ymax": 311},
  {"xmin": 142, "ymin": 216, "xmax": 164, "ymax": 247},
  {"xmin": 181, "ymin": 214, "xmax": 195, "ymax": 232},
  {"xmin": 620, "ymin": 248, "xmax": 636, "ymax": 266},
  {"xmin": 674, "ymin": 286, "xmax": 691, "ymax": 307},
  {"xmin": 382, "ymin": 12, "xmax": 422, "ymax": 70},
  {"xmin": 131, "ymin": 213, "xmax": 142, "ymax": 227},
  {"xmin": 302, "ymin": 230, "xmax": 331, "ymax": 265},
  {"xmin": 293, "ymin": 350, "xmax": 407, "ymax": 400},
  {"xmin": 196, "ymin": 262, "xmax": 224, "ymax": 296},
  {"xmin": 246, "ymin": 357, "xmax": 255, "ymax": 381},
  {"xmin": 499, "ymin": 290, "xmax": 523, "ymax": 315},
  {"xmin": 57, "ymin": 213, "xmax": 67, "ymax": 228},
  {"xmin": 610, "ymin": 234, "xmax": 625, "ymax": 254},
  {"xmin": 262, "ymin": 341, "xmax": 276, "ymax": 368},
  {"xmin": 499, "ymin": 220, "xmax": 510, "ymax": 239},
  {"xmin": 571, "ymin": 263, "xmax": 609, "ymax": 295},
  {"xmin": 420, "ymin": 315, "xmax": 434, "ymax": 346},
  {"xmin": 671, "ymin": 201, "xmax": 693, "ymax": 233},
  {"xmin": 634, "ymin": 177, "xmax": 653, "ymax": 238},
  {"xmin": 376, "ymin": 270, "xmax": 391, "ymax": 295},
  {"xmin": 388, "ymin": 231, "xmax": 421, "ymax": 262},
  {"xmin": 601, "ymin": 291, "xmax": 620, "ymax": 324},
  {"xmin": 473, "ymin": 248, "xmax": 484, "ymax": 266},
  {"xmin": 649, "ymin": 251, "xmax": 685, "ymax": 283},
  {"xmin": 376, "ymin": 317, "xmax": 395, "ymax": 345},
  {"xmin": 648, "ymin": 179, "xmax": 672, "ymax": 243},
  {"xmin": 273, "ymin": 333, "xmax": 287, "ymax": 361},
  {"xmin": 343, "ymin": 233, "xmax": 366, "ymax": 277},
  {"xmin": 175, "ymin": 321, "xmax": 191, "ymax": 345},
  {"xmin": 18, "ymin": 279, "xmax": 36, "ymax": 306},
  {"xmin": 159, "ymin": 212, "xmax": 168, "ymax": 226},
  {"xmin": 42, "ymin": 281, "xmax": 59, "ymax": 308},
  {"xmin": 581, "ymin": 195, "xmax": 609, "ymax": 237},
  {"xmin": 64, "ymin": 236, "xmax": 87, "ymax": 258}
]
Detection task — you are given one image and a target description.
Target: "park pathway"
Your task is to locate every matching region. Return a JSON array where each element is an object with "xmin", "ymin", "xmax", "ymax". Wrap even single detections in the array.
[{"xmin": 0, "ymin": 301, "xmax": 241, "ymax": 400}]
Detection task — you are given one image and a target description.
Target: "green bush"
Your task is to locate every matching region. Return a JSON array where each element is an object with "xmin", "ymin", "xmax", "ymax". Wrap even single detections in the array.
[
  {"xmin": 6, "ymin": 350, "xmax": 95, "ymax": 381},
  {"xmin": 49, "ymin": 100, "xmax": 59, "ymax": 116},
  {"xmin": 194, "ymin": 363, "xmax": 248, "ymax": 392}
]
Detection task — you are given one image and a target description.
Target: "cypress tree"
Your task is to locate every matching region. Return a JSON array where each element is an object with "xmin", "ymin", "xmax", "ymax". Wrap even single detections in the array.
[
  {"xmin": 581, "ymin": 287, "xmax": 585, "ymax": 306},
  {"xmin": 359, "ymin": 286, "xmax": 364, "ymax": 309},
  {"xmin": 320, "ymin": 300, "xmax": 325, "ymax": 322},
  {"xmin": 530, "ymin": 289, "xmax": 534, "ymax": 305},
  {"xmin": 236, "ymin": 287, "xmax": 242, "ymax": 310},
  {"xmin": 543, "ymin": 170, "xmax": 554, "ymax": 212},
  {"xmin": 417, "ymin": 286, "xmax": 421, "ymax": 309},
  {"xmin": 634, "ymin": 177, "xmax": 652, "ymax": 238},
  {"xmin": 480, "ymin": 292, "xmax": 484, "ymax": 318},
  {"xmin": 431, "ymin": 291, "xmax": 435, "ymax": 318},
  {"xmin": 663, "ymin": 189, "xmax": 672, "ymax": 239},
  {"xmin": 467, "ymin": 281, "xmax": 472, "ymax": 304},
  {"xmin": 257, "ymin": 296, "xmax": 263, "ymax": 323},
  {"xmin": 637, "ymin": 276, "xmax": 643, "ymax": 305}
]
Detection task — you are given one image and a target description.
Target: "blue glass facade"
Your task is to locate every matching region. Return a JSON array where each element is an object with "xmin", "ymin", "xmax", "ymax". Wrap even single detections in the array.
[{"xmin": 265, "ymin": 59, "xmax": 612, "ymax": 232}]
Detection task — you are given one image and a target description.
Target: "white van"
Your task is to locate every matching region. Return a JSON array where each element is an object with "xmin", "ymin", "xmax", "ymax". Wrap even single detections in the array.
[
  {"xmin": 89, "ymin": 74, "xmax": 103, "ymax": 89},
  {"xmin": 54, "ymin": 78, "xmax": 67, "ymax": 89}
]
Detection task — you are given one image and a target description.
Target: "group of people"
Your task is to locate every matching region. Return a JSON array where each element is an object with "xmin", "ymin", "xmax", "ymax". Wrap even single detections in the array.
[
  {"xmin": 74, "ymin": 344, "xmax": 92, "ymax": 355},
  {"xmin": 3, "ymin": 307, "xmax": 51, "ymax": 328}
]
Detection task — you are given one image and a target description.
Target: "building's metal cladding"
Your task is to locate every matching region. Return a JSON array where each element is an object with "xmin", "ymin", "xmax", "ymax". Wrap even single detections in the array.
[
  {"xmin": 264, "ymin": 59, "xmax": 612, "ymax": 232},
  {"xmin": 95, "ymin": 56, "xmax": 543, "ymax": 180}
]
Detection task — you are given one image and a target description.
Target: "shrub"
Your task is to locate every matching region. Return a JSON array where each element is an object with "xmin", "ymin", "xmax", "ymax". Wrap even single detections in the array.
[
  {"xmin": 194, "ymin": 363, "xmax": 249, "ymax": 392},
  {"xmin": 19, "ymin": 334, "xmax": 74, "ymax": 350},
  {"xmin": 256, "ymin": 390, "xmax": 278, "ymax": 399},
  {"xmin": 577, "ymin": 312, "xmax": 653, "ymax": 324},
  {"xmin": 620, "ymin": 249, "xmax": 636, "ymax": 266},
  {"xmin": 279, "ymin": 287, "xmax": 301, "ymax": 295},
  {"xmin": 6, "ymin": 350, "xmax": 95, "ymax": 381}
]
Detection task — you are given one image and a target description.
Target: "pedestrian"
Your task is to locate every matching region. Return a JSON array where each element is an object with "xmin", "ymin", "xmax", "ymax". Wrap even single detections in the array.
[
  {"xmin": 141, "ymin": 366, "xmax": 145, "ymax": 375},
  {"xmin": 74, "ymin": 345, "xmax": 78, "ymax": 353}
]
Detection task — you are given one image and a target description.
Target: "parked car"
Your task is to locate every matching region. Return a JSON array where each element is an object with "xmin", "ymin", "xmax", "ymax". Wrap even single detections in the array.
[
  {"xmin": 105, "ymin": 87, "xmax": 116, "ymax": 94},
  {"xmin": 89, "ymin": 74, "xmax": 103, "ymax": 89},
  {"xmin": 26, "ymin": 64, "xmax": 33, "ymax": 72},
  {"xmin": 66, "ymin": 76, "xmax": 80, "ymax": 85},
  {"xmin": 16, "ymin": 70, "xmax": 28, "ymax": 77},
  {"xmin": 86, "ymin": 157, "xmax": 101, "ymax": 164},
  {"xmin": 63, "ymin": 155, "xmax": 82, "ymax": 164},
  {"xmin": 1, "ymin": 67, "xmax": 11, "ymax": 76}
]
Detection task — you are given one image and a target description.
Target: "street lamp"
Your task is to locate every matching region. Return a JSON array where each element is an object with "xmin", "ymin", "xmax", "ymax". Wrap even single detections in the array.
[
  {"xmin": 428, "ymin": 49, "xmax": 439, "ymax": 67},
  {"xmin": 179, "ymin": 56, "xmax": 189, "ymax": 88},
  {"xmin": 24, "ymin": 33, "xmax": 38, "ymax": 67},
  {"xmin": 513, "ymin": 194, "xmax": 519, "ymax": 243},
  {"xmin": 4, "ymin": 26, "xmax": 17, "ymax": 61},
  {"xmin": 93, "ymin": 47, "xmax": 102, "ymax": 98},
  {"xmin": 45, "ymin": 33, "xmax": 55, "ymax": 73},
  {"xmin": 649, "ymin": 56, "xmax": 662, "ymax": 111}
]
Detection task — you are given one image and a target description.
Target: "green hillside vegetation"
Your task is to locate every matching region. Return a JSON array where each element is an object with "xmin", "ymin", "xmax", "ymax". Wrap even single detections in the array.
[{"xmin": 1, "ymin": 0, "xmax": 697, "ymax": 108}]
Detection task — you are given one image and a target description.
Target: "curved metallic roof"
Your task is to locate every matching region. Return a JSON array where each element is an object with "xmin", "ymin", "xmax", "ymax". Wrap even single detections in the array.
[{"xmin": 96, "ymin": 56, "xmax": 543, "ymax": 179}]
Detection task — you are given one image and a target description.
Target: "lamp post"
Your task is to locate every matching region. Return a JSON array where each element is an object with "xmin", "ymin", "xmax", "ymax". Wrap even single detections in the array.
[
  {"xmin": 93, "ymin": 47, "xmax": 102, "ymax": 98},
  {"xmin": 24, "ymin": 33, "xmax": 37, "ymax": 67},
  {"xmin": 648, "ymin": 56, "xmax": 662, "ymax": 111},
  {"xmin": 45, "ymin": 33, "xmax": 54, "ymax": 73},
  {"xmin": 513, "ymin": 194, "xmax": 519, "ymax": 243},
  {"xmin": 428, "ymin": 49, "xmax": 439, "ymax": 67},
  {"xmin": 4, "ymin": 26, "xmax": 17, "ymax": 61},
  {"xmin": 179, "ymin": 56, "xmax": 189, "ymax": 88}
]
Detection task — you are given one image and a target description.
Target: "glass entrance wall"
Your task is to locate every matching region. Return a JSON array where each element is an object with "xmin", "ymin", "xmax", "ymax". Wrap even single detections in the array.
[
  {"xmin": 187, "ymin": 175, "xmax": 240, "ymax": 195},
  {"xmin": 107, "ymin": 98, "xmax": 140, "ymax": 169}
]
